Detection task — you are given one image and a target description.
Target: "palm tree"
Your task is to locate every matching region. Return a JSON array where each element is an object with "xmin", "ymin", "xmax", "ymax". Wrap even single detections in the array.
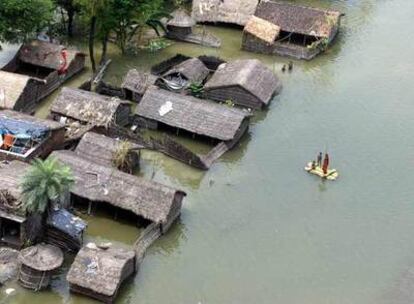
[{"xmin": 21, "ymin": 157, "xmax": 74, "ymax": 243}]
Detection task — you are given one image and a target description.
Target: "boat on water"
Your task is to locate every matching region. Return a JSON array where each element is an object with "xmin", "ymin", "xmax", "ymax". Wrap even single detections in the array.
[{"xmin": 304, "ymin": 162, "xmax": 339, "ymax": 180}]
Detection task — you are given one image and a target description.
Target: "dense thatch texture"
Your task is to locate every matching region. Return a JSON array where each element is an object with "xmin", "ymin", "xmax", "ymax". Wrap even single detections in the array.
[
  {"xmin": 168, "ymin": 9, "xmax": 196, "ymax": 27},
  {"xmin": 135, "ymin": 87, "xmax": 250, "ymax": 141},
  {"xmin": 255, "ymin": 1, "xmax": 342, "ymax": 39},
  {"xmin": 163, "ymin": 58, "xmax": 209, "ymax": 84},
  {"xmin": 204, "ymin": 59, "xmax": 281, "ymax": 108},
  {"xmin": 192, "ymin": 0, "xmax": 259, "ymax": 26},
  {"xmin": 0, "ymin": 71, "xmax": 44, "ymax": 111},
  {"xmin": 18, "ymin": 40, "xmax": 84, "ymax": 71},
  {"xmin": 0, "ymin": 161, "xmax": 30, "ymax": 209},
  {"xmin": 121, "ymin": 69, "xmax": 157, "ymax": 102},
  {"xmin": 46, "ymin": 208, "xmax": 87, "ymax": 252},
  {"xmin": 67, "ymin": 245, "xmax": 135, "ymax": 303},
  {"xmin": 75, "ymin": 132, "xmax": 140, "ymax": 170},
  {"xmin": 50, "ymin": 87, "xmax": 131, "ymax": 127},
  {"xmin": 0, "ymin": 247, "xmax": 19, "ymax": 285},
  {"xmin": 51, "ymin": 150, "xmax": 185, "ymax": 225},
  {"xmin": 244, "ymin": 16, "xmax": 280, "ymax": 44}
]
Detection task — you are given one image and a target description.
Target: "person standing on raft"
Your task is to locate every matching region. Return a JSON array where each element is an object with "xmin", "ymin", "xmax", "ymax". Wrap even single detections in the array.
[
  {"xmin": 317, "ymin": 152, "xmax": 323, "ymax": 167},
  {"xmin": 322, "ymin": 153, "xmax": 330, "ymax": 175}
]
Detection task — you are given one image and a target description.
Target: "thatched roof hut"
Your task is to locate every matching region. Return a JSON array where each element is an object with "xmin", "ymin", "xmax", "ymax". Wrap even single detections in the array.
[
  {"xmin": 192, "ymin": 0, "xmax": 259, "ymax": 26},
  {"xmin": 135, "ymin": 87, "xmax": 250, "ymax": 142},
  {"xmin": 0, "ymin": 110, "xmax": 65, "ymax": 162},
  {"xmin": 46, "ymin": 208, "xmax": 87, "ymax": 252},
  {"xmin": 151, "ymin": 54, "xmax": 191, "ymax": 76},
  {"xmin": 50, "ymin": 87, "xmax": 131, "ymax": 127},
  {"xmin": 162, "ymin": 57, "xmax": 209, "ymax": 86},
  {"xmin": 18, "ymin": 244, "xmax": 63, "ymax": 290},
  {"xmin": 242, "ymin": 1, "xmax": 342, "ymax": 59},
  {"xmin": 67, "ymin": 244, "xmax": 136, "ymax": 303},
  {"xmin": 75, "ymin": 132, "xmax": 140, "ymax": 172},
  {"xmin": 51, "ymin": 150, "xmax": 185, "ymax": 232},
  {"xmin": 121, "ymin": 69, "xmax": 158, "ymax": 102},
  {"xmin": 0, "ymin": 247, "xmax": 19, "ymax": 285},
  {"xmin": 1, "ymin": 40, "xmax": 85, "ymax": 112},
  {"xmin": 168, "ymin": 8, "xmax": 196, "ymax": 29},
  {"xmin": 204, "ymin": 59, "xmax": 281, "ymax": 109}
]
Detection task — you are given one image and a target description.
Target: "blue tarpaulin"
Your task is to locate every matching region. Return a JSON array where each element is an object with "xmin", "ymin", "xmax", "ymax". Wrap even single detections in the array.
[{"xmin": 0, "ymin": 117, "xmax": 49, "ymax": 140}]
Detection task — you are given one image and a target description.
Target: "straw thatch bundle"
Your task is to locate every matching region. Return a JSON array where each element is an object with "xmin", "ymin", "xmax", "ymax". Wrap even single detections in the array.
[{"xmin": 244, "ymin": 16, "xmax": 280, "ymax": 44}]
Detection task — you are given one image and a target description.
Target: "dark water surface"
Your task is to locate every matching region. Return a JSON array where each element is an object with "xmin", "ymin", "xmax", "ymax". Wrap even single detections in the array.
[{"xmin": 1, "ymin": 0, "xmax": 414, "ymax": 303}]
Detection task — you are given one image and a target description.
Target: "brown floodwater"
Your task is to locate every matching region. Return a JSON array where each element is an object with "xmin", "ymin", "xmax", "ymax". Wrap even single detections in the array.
[{"xmin": 1, "ymin": 0, "xmax": 414, "ymax": 303}]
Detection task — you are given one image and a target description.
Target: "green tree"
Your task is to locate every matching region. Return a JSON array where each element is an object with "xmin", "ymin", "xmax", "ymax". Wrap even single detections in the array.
[
  {"xmin": 21, "ymin": 157, "xmax": 74, "ymax": 242},
  {"xmin": 0, "ymin": 0, "xmax": 54, "ymax": 47},
  {"xmin": 54, "ymin": 0, "xmax": 80, "ymax": 37}
]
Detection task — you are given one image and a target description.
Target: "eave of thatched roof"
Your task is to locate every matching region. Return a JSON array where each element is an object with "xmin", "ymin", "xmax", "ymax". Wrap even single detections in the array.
[
  {"xmin": 0, "ymin": 109, "xmax": 64, "ymax": 131},
  {"xmin": 135, "ymin": 87, "xmax": 250, "ymax": 141},
  {"xmin": 18, "ymin": 40, "xmax": 84, "ymax": 70},
  {"xmin": 0, "ymin": 71, "xmax": 43, "ymax": 109},
  {"xmin": 168, "ymin": 9, "xmax": 196, "ymax": 27},
  {"xmin": 204, "ymin": 59, "xmax": 281, "ymax": 105},
  {"xmin": 75, "ymin": 132, "xmax": 141, "ymax": 168},
  {"xmin": 121, "ymin": 69, "xmax": 158, "ymax": 95},
  {"xmin": 19, "ymin": 244, "xmax": 63, "ymax": 271},
  {"xmin": 163, "ymin": 58, "xmax": 209, "ymax": 83},
  {"xmin": 192, "ymin": 0, "xmax": 259, "ymax": 26},
  {"xmin": 51, "ymin": 150, "xmax": 185, "ymax": 224},
  {"xmin": 244, "ymin": 16, "xmax": 280, "ymax": 44},
  {"xmin": 67, "ymin": 245, "xmax": 135, "ymax": 297},
  {"xmin": 50, "ymin": 87, "xmax": 129, "ymax": 126},
  {"xmin": 255, "ymin": 1, "xmax": 342, "ymax": 38}
]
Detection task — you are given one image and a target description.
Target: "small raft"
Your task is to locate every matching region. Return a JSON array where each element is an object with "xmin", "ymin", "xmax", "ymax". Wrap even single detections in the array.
[{"xmin": 305, "ymin": 162, "xmax": 339, "ymax": 181}]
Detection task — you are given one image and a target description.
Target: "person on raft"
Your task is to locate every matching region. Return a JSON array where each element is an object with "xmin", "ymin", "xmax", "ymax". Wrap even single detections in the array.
[
  {"xmin": 322, "ymin": 153, "xmax": 330, "ymax": 175},
  {"xmin": 317, "ymin": 152, "xmax": 323, "ymax": 167}
]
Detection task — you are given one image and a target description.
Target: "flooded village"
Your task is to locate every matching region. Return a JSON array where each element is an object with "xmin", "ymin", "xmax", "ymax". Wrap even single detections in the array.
[{"xmin": 1, "ymin": 0, "xmax": 414, "ymax": 303}]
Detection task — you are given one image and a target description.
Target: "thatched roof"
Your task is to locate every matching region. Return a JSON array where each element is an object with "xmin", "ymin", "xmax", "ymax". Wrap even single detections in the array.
[
  {"xmin": 168, "ymin": 9, "xmax": 196, "ymax": 27},
  {"xmin": 204, "ymin": 59, "xmax": 281, "ymax": 106},
  {"xmin": 75, "ymin": 132, "xmax": 141, "ymax": 167},
  {"xmin": 19, "ymin": 244, "xmax": 63, "ymax": 271},
  {"xmin": 192, "ymin": 0, "xmax": 259, "ymax": 26},
  {"xmin": 255, "ymin": 1, "xmax": 342, "ymax": 38},
  {"xmin": 135, "ymin": 87, "xmax": 250, "ymax": 141},
  {"xmin": 51, "ymin": 150, "xmax": 185, "ymax": 224},
  {"xmin": 163, "ymin": 58, "xmax": 209, "ymax": 84},
  {"xmin": 0, "ymin": 247, "xmax": 19, "ymax": 285},
  {"xmin": 47, "ymin": 208, "xmax": 87, "ymax": 240},
  {"xmin": 18, "ymin": 40, "xmax": 84, "ymax": 70},
  {"xmin": 0, "ymin": 109, "xmax": 64, "ymax": 131},
  {"xmin": 0, "ymin": 71, "xmax": 43, "ymax": 109},
  {"xmin": 121, "ymin": 69, "xmax": 157, "ymax": 95},
  {"xmin": 67, "ymin": 245, "xmax": 135, "ymax": 297},
  {"xmin": 50, "ymin": 87, "xmax": 129, "ymax": 126},
  {"xmin": 244, "ymin": 15, "xmax": 280, "ymax": 44}
]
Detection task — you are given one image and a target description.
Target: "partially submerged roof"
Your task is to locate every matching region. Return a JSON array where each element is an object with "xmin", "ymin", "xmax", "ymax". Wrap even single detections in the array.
[
  {"xmin": 67, "ymin": 245, "xmax": 135, "ymax": 297},
  {"xmin": 51, "ymin": 150, "xmax": 185, "ymax": 224},
  {"xmin": 18, "ymin": 40, "xmax": 84, "ymax": 70},
  {"xmin": 168, "ymin": 9, "xmax": 196, "ymax": 27},
  {"xmin": 75, "ymin": 132, "xmax": 141, "ymax": 167},
  {"xmin": 50, "ymin": 87, "xmax": 129, "ymax": 126},
  {"xmin": 19, "ymin": 244, "xmax": 64, "ymax": 271},
  {"xmin": 135, "ymin": 87, "xmax": 249, "ymax": 141},
  {"xmin": 121, "ymin": 69, "xmax": 157, "ymax": 95},
  {"xmin": 192, "ymin": 0, "xmax": 259, "ymax": 26},
  {"xmin": 0, "ymin": 109, "xmax": 64, "ymax": 131},
  {"xmin": 163, "ymin": 58, "xmax": 209, "ymax": 84},
  {"xmin": 204, "ymin": 59, "xmax": 281, "ymax": 106},
  {"xmin": 0, "ymin": 71, "xmax": 43, "ymax": 109},
  {"xmin": 255, "ymin": 1, "xmax": 342, "ymax": 38},
  {"xmin": 47, "ymin": 208, "xmax": 87, "ymax": 240},
  {"xmin": 244, "ymin": 16, "xmax": 280, "ymax": 44}
]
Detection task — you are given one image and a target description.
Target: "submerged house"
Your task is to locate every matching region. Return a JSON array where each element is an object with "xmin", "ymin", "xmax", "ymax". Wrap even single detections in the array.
[
  {"xmin": 1, "ymin": 40, "xmax": 85, "ymax": 112},
  {"xmin": 0, "ymin": 161, "xmax": 30, "ymax": 249},
  {"xmin": 0, "ymin": 110, "xmax": 65, "ymax": 162},
  {"xmin": 75, "ymin": 131, "xmax": 141, "ymax": 172},
  {"xmin": 51, "ymin": 150, "xmax": 186, "ymax": 233},
  {"xmin": 121, "ymin": 69, "xmax": 158, "ymax": 103},
  {"xmin": 242, "ymin": 1, "xmax": 343, "ymax": 60},
  {"xmin": 204, "ymin": 59, "xmax": 281, "ymax": 109},
  {"xmin": 192, "ymin": 0, "xmax": 259, "ymax": 26},
  {"xmin": 166, "ymin": 9, "xmax": 221, "ymax": 48},
  {"xmin": 67, "ymin": 244, "xmax": 136, "ymax": 303},
  {"xmin": 159, "ymin": 58, "xmax": 210, "ymax": 91},
  {"xmin": 50, "ymin": 87, "xmax": 131, "ymax": 132}
]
